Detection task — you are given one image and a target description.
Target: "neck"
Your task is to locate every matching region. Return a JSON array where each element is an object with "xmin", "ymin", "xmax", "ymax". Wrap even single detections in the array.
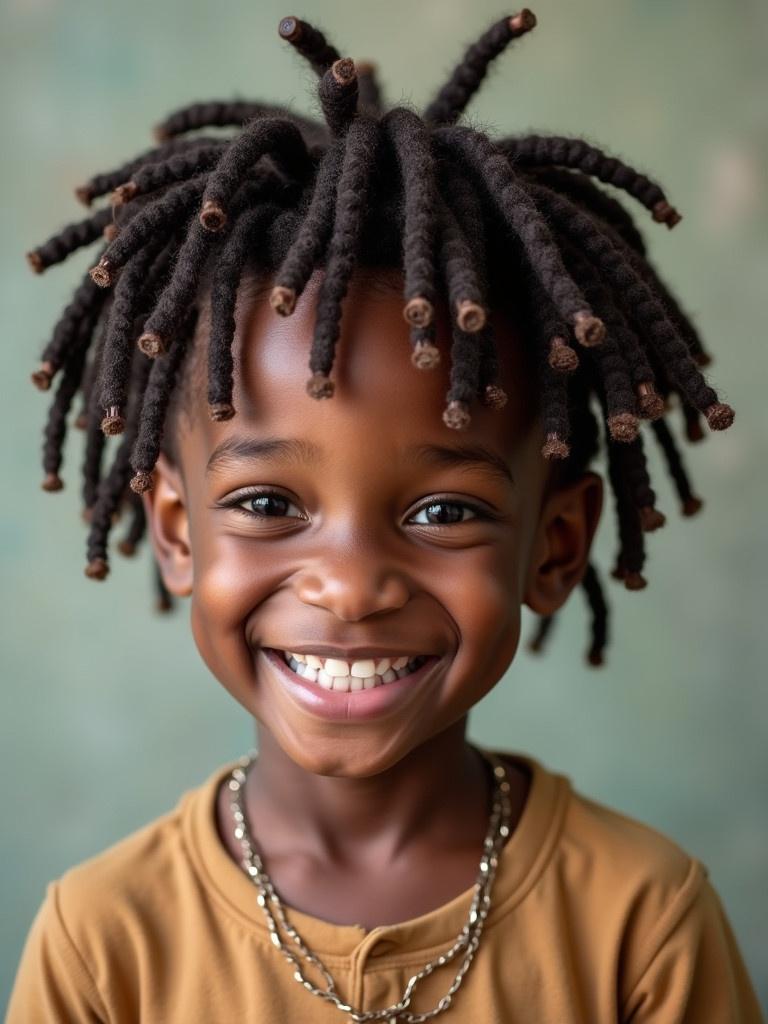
[{"xmin": 245, "ymin": 720, "xmax": 491, "ymax": 866}]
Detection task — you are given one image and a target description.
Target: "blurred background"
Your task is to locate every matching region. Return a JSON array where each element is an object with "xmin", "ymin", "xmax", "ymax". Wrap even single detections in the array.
[{"xmin": 1, "ymin": 0, "xmax": 766, "ymax": 1011}]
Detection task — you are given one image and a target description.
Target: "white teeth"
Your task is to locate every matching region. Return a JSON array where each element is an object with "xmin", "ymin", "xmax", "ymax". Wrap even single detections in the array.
[
  {"xmin": 281, "ymin": 651, "xmax": 429, "ymax": 691},
  {"xmin": 323, "ymin": 658, "xmax": 350, "ymax": 678},
  {"xmin": 350, "ymin": 659, "xmax": 376, "ymax": 678},
  {"xmin": 316, "ymin": 669, "xmax": 334, "ymax": 690}
]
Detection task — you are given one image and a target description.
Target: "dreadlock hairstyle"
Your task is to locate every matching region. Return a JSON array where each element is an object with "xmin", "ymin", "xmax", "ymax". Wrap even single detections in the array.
[{"xmin": 27, "ymin": 11, "xmax": 733, "ymax": 665}]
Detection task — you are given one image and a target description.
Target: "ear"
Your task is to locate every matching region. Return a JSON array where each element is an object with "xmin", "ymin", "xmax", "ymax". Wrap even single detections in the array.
[
  {"xmin": 142, "ymin": 452, "xmax": 193, "ymax": 598},
  {"xmin": 523, "ymin": 471, "xmax": 603, "ymax": 616}
]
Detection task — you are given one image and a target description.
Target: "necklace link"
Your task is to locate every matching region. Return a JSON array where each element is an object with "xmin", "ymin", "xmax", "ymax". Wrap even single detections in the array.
[{"xmin": 228, "ymin": 746, "xmax": 512, "ymax": 1022}]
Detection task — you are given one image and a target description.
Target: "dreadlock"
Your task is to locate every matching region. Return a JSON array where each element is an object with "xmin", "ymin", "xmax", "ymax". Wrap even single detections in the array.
[{"xmin": 26, "ymin": 12, "xmax": 734, "ymax": 666}]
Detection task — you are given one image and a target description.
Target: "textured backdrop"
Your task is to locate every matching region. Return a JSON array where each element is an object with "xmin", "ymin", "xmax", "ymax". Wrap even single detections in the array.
[{"xmin": 1, "ymin": 0, "xmax": 766, "ymax": 1010}]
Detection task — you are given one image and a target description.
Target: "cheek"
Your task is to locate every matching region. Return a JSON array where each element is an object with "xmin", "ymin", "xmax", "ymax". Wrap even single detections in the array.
[
  {"xmin": 187, "ymin": 522, "xmax": 281, "ymax": 701},
  {"xmin": 432, "ymin": 528, "xmax": 527, "ymax": 712}
]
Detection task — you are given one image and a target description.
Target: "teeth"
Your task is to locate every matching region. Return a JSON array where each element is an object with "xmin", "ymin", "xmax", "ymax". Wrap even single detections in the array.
[
  {"xmin": 282, "ymin": 651, "xmax": 427, "ymax": 690},
  {"xmin": 323, "ymin": 658, "xmax": 350, "ymax": 678},
  {"xmin": 316, "ymin": 669, "xmax": 333, "ymax": 690},
  {"xmin": 350, "ymin": 659, "xmax": 376, "ymax": 678}
]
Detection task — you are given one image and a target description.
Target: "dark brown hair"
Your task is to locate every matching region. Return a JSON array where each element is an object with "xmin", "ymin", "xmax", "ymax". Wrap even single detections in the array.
[{"xmin": 26, "ymin": 12, "xmax": 734, "ymax": 664}]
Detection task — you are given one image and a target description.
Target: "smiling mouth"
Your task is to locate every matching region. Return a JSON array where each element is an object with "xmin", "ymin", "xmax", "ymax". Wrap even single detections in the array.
[{"xmin": 276, "ymin": 650, "xmax": 429, "ymax": 692}]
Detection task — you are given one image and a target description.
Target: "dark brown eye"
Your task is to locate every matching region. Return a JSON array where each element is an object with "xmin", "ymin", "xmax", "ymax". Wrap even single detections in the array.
[
  {"xmin": 232, "ymin": 491, "xmax": 304, "ymax": 519},
  {"xmin": 410, "ymin": 501, "xmax": 479, "ymax": 526}
]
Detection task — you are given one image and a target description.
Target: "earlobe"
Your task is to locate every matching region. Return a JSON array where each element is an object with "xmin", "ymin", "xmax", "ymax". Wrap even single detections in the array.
[
  {"xmin": 523, "ymin": 471, "xmax": 603, "ymax": 617},
  {"xmin": 142, "ymin": 452, "xmax": 194, "ymax": 598}
]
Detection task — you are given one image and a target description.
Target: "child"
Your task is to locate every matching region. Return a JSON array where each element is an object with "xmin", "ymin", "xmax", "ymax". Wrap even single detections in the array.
[{"xmin": 8, "ymin": 12, "xmax": 763, "ymax": 1023}]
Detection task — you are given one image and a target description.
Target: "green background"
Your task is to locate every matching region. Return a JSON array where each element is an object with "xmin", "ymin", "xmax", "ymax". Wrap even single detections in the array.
[{"xmin": 2, "ymin": 0, "xmax": 766, "ymax": 1011}]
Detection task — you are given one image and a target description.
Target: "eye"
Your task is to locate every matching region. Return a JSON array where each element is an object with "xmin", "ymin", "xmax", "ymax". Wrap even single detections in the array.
[
  {"xmin": 408, "ymin": 499, "xmax": 483, "ymax": 526},
  {"xmin": 226, "ymin": 490, "xmax": 306, "ymax": 520}
]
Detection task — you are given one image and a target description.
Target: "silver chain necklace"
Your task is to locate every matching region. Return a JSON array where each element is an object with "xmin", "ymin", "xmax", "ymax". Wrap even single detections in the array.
[{"xmin": 228, "ymin": 745, "xmax": 513, "ymax": 1023}]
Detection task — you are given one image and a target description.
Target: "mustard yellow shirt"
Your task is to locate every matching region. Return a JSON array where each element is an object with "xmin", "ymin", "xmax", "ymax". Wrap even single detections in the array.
[{"xmin": 7, "ymin": 748, "xmax": 764, "ymax": 1022}]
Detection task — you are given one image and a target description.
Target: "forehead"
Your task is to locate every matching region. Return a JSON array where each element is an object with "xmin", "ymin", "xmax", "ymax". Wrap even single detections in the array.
[{"xmin": 177, "ymin": 266, "xmax": 540, "ymax": 467}]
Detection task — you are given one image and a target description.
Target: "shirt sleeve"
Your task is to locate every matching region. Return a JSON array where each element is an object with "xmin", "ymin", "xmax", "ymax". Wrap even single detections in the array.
[
  {"xmin": 5, "ymin": 880, "xmax": 109, "ymax": 1024},
  {"xmin": 621, "ymin": 870, "xmax": 764, "ymax": 1023}
]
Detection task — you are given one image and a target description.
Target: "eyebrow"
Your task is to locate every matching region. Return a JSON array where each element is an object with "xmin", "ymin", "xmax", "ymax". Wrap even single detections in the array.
[
  {"xmin": 206, "ymin": 436, "xmax": 325, "ymax": 475},
  {"xmin": 406, "ymin": 443, "xmax": 515, "ymax": 488},
  {"xmin": 206, "ymin": 436, "xmax": 514, "ymax": 488}
]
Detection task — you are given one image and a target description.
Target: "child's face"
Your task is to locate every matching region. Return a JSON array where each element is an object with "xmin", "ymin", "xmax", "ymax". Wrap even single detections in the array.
[{"xmin": 146, "ymin": 268, "xmax": 601, "ymax": 777}]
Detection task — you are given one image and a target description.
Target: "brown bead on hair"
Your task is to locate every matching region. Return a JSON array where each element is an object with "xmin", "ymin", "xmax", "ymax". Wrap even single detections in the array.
[
  {"xmin": 199, "ymin": 199, "xmax": 227, "ymax": 232},
  {"xmin": 118, "ymin": 539, "xmax": 137, "ymax": 557},
  {"xmin": 623, "ymin": 570, "xmax": 648, "ymax": 590},
  {"xmin": 278, "ymin": 15, "xmax": 301, "ymax": 42},
  {"xmin": 607, "ymin": 412, "xmax": 640, "ymax": 443},
  {"xmin": 403, "ymin": 296, "xmax": 434, "ymax": 328},
  {"xmin": 74, "ymin": 411, "xmax": 88, "ymax": 430},
  {"xmin": 636, "ymin": 381, "xmax": 664, "ymax": 420},
  {"xmin": 611, "ymin": 559, "xmax": 627, "ymax": 581},
  {"xmin": 704, "ymin": 402, "xmax": 734, "ymax": 431},
  {"xmin": 508, "ymin": 8, "xmax": 537, "ymax": 33},
  {"xmin": 26, "ymin": 250, "xmax": 45, "ymax": 274},
  {"xmin": 102, "ymin": 223, "xmax": 119, "ymax": 242},
  {"xmin": 455, "ymin": 300, "xmax": 486, "ymax": 333},
  {"xmin": 137, "ymin": 332, "xmax": 167, "ymax": 358},
  {"xmin": 111, "ymin": 182, "xmax": 139, "ymax": 206},
  {"xmin": 41, "ymin": 472, "xmax": 64, "ymax": 492},
  {"xmin": 482, "ymin": 383, "xmax": 508, "ymax": 409},
  {"xmin": 682, "ymin": 495, "xmax": 704, "ymax": 517},
  {"xmin": 694, "ymin": 350, "xmax": 713, "ymax": 368},
  {"xmin": 411, "ymin": 338, "xmax": 441, "ymax": 370},
  {"xmin": 442, "ymin": 399, "xmax": 471, "ymax": 430},
  {"xmin": 652, "ymin": 200, "xmax": 682, "ymax": 228},
  {"xmin": 572, "ymin": 310, "xmax": 605, "ymax": 347},
  {"xmin": 306, "ymin": 371, "xmax": 334, "ymax": 399},
  {"xmin": 269, "ymin": 285, "xmax": 297, "ymax": 316},
  {"xmin": 89, "ymin": 258, "xmax": 115, "ymax": 288},
  {"xmin": 74, "ymin": 184, "xmax": 94, "ymax": 207},
  {"xmin": 100, "ymin": 406, "xmax": 125, "ymax": 436},
  {"xmin": 587, "ymin": 649, "xmax": 605, "ymax": 667},
  {"xmin": 548, "ymin": 336, "xmax": 579, "ymax": 373},
  {"xmin": 639, "ymin": 505, "xmax": 666, "ymax": 532},
  {"xmin": 31, "ymin": 361, "xmax": 56, "ymax": 391},
  {"xmin": 208, "ymin": 402, "xmax": 236, "ymax": 422},
  {"xmin": 84, "ymin": 557, "xmax": 109, "ymax": 580},
  {"xmin": 130, "ymin": 470, "xmax": 154, "ymax": 494},
  {"xmin": 542, "ymin": 432, "xmax": 570, "ymax": 459},
  {"xmin": 331, "ymin": 57, "xmax": 355, "ymax": 85}
]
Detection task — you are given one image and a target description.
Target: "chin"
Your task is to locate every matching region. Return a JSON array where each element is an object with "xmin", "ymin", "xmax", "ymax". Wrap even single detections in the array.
[{"xmin": 273, "ymin": 725, "xmax": 414, "ymax": 779}]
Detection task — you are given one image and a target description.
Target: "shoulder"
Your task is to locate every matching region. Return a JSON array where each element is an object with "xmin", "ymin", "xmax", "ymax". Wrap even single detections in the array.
[
  {"xmin": 49, "ymin": 766, "xmax": 227, "ymax": 972},
  {"xmin": 563, "ymin": 781, "xmax": 703, "ymax": 902},
  {"xmin": 7, "ymin": 769, "xmax": 229, "ymax": 1023}
]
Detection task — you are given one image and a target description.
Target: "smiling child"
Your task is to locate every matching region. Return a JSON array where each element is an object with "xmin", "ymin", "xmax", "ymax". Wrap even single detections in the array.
[{"xmin": 7, "ymin": 12, "xmax": 764, "ymax": 1023}]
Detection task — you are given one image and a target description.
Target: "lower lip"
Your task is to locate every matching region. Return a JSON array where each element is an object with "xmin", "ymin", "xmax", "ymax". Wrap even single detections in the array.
[{"xmin": 261, "ymin": 648, "xmax": 443, "ymax": 722}]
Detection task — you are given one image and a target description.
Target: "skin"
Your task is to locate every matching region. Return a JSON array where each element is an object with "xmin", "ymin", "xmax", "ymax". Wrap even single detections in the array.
[{"xmin": 145, "ymin": 266, "xmax": 602, "ymax": 928}]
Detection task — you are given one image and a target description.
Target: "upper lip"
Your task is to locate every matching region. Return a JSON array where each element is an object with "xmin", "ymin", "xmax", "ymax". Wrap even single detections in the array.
[{"xmin": 267, "ymin": 645, "xmax": 437, "ymax": 660}]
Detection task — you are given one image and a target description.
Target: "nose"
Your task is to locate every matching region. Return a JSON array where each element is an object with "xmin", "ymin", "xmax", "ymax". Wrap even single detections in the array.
[{"xmin": 294, "ymin": 532, "xmax": 411, "ymax": 622}]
